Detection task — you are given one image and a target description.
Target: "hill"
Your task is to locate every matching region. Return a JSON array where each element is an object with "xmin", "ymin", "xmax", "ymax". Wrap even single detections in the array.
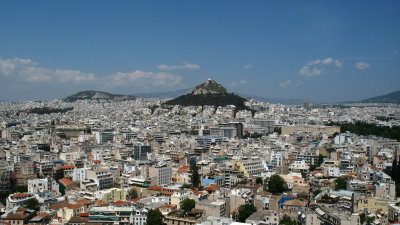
[
  {"xmin": 63, "ymin": 91, "xmax": 136, "ymax": 102},
  {"xmin": 134, "ymin": 88, "xmax": 311, "ymax": 105},
  {"xmin": 164, "ymin": 79, "xmax": 248, "ymax": 110},
  {"xmin": 186, "ymin": 79, "xmax": 228, "ymax": 95},
  {"xmin": 361, "ymin": 90, "xmax": 400, "ymax": 104}
]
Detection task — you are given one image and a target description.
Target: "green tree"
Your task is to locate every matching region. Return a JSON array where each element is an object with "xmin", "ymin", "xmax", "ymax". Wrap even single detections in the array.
[
  {"xmin": 366, "ymin": 216, "xmax": 375, "ymax": 225},
  {"xmin": 334, "ymin": 177, "xmax": 347, "ymax": 190},
  {"xmin": 396, "ymin": 184, "xmax": 400, "ymax": 197},
  {"xmin": 146, "ymin": 209, "xmax": 164, "ymax": 225},
  {"xmin": 322, "ymin": 194, "xmax": 331, "ymax": 200},
  {"xmin": 255, "ymin": 177, "xmax": 263, "ymax": 185},
  {"xmin": 318, "ymin": 154, "xmax": 325, "ymax": 167},
  {"xmin": 54, "ymin": 168, "xmax": 64, "ymax": 181},
  {"xmin": 233, "ymin": 180, "xmax": 248, "ymax": 187},
  {"xmin": 266, "ymin": 174, "xmax": 288, "ymax": 195},
  {"xmin": 180, "ymin": 183, "xmax": 192, "ymax": 189},
  {"xmin": 313, "ymin": 189, "xmax": 322, "ymax": 197},
  {"xmin": 359, "ymin": 213, "xmax": 366, "ymax": 224},
  {"xmin": 190, "ymin": 164, "xmax": 201, "ymax": 188},
  {"xmin": 180, "ymin": 198, "xmax": 196, "ymax": 213},
  {"xmin": 235, "ymin": 204, "xmax": 257, "ymax": 222},
  {"xmin": 25, "ymin": 198, "xmax": 39, "ymax": 211},
  {"xmin": 279, "ymin": 215, "xmax": 297, "ymax": 225},
  {"xmin": 128, "ymin": 188, "xmax": 138, "ymax": 199}
]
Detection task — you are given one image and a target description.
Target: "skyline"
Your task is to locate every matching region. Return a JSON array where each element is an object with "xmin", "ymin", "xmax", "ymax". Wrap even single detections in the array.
[{"xmin": 0, "ymin": 1, "xmax": 399, "ymax": 102}]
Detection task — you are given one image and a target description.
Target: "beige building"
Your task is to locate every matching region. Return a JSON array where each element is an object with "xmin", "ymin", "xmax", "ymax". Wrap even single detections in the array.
[
  {"xmin": 94, "ymin": 188, "xmax": 126, "ymax": 203},
  {"xmin": 374, "ymin": 182, "xmax": 396, "ymax": 201},
  {"xmin": 232, "ymin": 160, "xmax": 265, "ymax": 178},
  {"xmin": 195, "ymin": 200, "xmax": 228, "ymax": 217},
  {"xmin": 149, "ymin": 165, "xmax": 172, "ymax": 186},
  {"xmin": 49, "ymin": 202, "xmax": 85, "ymax": 222},
  {"xmin": 170, "ymin": 190, "xmax": 198, "ymax": 208},
  {"xmin": 281, "ymin": 125, "xmax": 340, "ymax": 135},
  {"xmin": 357, "ymin": 197, "xmax": 388, "ymax": 214}
]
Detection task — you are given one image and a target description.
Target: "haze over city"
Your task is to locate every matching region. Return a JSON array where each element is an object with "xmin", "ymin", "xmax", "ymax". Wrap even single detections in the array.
[{"xmin": 0, "ymin": 1, "xmax": 399, "ymax": 102}]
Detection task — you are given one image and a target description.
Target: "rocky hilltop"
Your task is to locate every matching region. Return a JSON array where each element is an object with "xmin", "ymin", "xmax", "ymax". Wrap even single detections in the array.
[
  {"xmin": 186, "ymin": 79, "xmax": 228, "ymax": 95},
  {"xmin": 165, "ymin": 79, "xmax": 248, "ymax": 110},
  {"xmin": 63, "ymin": 91, "xmax": 136, "ymax": 102}
]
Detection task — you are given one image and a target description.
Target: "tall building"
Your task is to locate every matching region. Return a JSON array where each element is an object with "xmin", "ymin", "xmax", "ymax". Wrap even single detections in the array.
[
  {"xmin": 149, "ymin": 165, "xmax": 172, "ymax": 186},
  {"xmin": 133, "ymin": 144, "xmax": 151, "ymax": 160},
  {"xmin": 95, "ymin": 131, "xmax": 114, "ymax": 144},
  {"xmin": 87, "ymin": 167, "xmax": 114, "ymax": 190}
]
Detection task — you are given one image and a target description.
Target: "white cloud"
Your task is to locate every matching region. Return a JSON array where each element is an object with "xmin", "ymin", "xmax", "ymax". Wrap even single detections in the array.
[
  {"xmin": 0, "ymin": 57, "xmax": 95, "ymax": 83},
  {"xmin": 295, "ymin": 81, "xmax": 304, "ymax": 87},
  {"xmin": 299, "ymin": 57, "xmax": 342, "ymax": 76},
  {"xmin": 394, "ymin": 50, "xmax": 398, "ymax": 55},
  {"xmin": 0, "ymin": 57, "xmax": 183, "ymax": 93},
  {"xmin": 239, "ymin": 80, "xmax": 247, "ymax": 84},
  {"xmin": 279, "ymin": 80, "xmax": 292, "ymax": 88},
  {"xmin": 243, "ymin": 64, "xmax": 253, "ymax": 69},
  {"xmin": 355, "ymin": 62, "xmax": 371, "ymax": 70},
  {"xmin": 108, "ymin": 70, "xmax": 181, "ymax": 89},
  {"xmin": 158, "ymin": 61, "xmax": 200, "ymax": 70}
]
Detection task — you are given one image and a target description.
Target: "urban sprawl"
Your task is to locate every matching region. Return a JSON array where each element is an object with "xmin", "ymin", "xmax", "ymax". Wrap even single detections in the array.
[{"xmin": 0, "ymin": 97, "xmax": 399, "ymax": 225}]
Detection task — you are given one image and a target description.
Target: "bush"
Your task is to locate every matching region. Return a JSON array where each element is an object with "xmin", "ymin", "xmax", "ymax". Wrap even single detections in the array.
[
  {"xmin": 266, "ymin": 174, "xmax": 288, "ymax": 195},
  {"xmin": 180, "ymin": 198, "xmax": 196, "ymax": 213},
  {"xmin": 235, "ymin": 204, "xmax": 256, "ymax": 222}
]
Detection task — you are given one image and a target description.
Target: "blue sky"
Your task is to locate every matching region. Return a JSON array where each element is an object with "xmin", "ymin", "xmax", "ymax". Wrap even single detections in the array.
[{"xmin": 0, "ymin": 1, "xmax": 399, "ymax": 102}]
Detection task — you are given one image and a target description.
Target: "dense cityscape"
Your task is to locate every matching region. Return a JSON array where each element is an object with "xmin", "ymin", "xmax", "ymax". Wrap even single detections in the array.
[
  {"xmin": 1, "ymin": 1, "xmax": 400, "ymax": 225},
  {"xmin": 0, "ymin": 79, "xmax": 399, "ymax": 225}
]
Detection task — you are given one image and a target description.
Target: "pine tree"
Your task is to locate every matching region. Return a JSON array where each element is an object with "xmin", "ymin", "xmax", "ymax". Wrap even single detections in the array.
[
  {"xmin": 190, "ymin": 164, "xmax": 201, "ymax": 188},
  {"xmin": 392, "ymin": 150, "xmax": 400, "ymax": 184}
]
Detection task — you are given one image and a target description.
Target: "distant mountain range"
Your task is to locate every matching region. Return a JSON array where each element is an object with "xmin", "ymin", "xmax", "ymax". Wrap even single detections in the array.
[
  {"xmin": 63, "ymin": 91, "xmax": 136, "ymax": 102},
  {"xmin": 361, "ymin": 90, "xmax": 400, "ymax": 104},
  {"xmin": 61, "ymin": 88, "xmax": 400, "ymax": 105},
  {"xmin": 164, "ymin": 79, "xmax": 248, "ymax": 110}
]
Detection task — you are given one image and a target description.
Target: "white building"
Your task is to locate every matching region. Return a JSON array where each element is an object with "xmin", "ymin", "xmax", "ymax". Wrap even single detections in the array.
[
  {"xmin": 72, "ymin": 168, "xmax": 87, "ymax": 181},
  {"xmin": 28, "ymin": 178, "xmax": 49, "ymax": 194}
]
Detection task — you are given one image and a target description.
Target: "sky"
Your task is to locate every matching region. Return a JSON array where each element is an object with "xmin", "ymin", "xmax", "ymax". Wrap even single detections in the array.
[{"xmin": 0, "ymin": 1, "xmax": 399, "ymax": 102}]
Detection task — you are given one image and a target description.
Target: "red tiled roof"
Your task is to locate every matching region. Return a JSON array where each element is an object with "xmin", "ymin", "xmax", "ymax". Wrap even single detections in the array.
[
  {"xmin": 95, "ymin": 200, "xmax": 108, "ymax": 206},
  {"xmin": 13, "ymin": 193, "xmax": 29, "ymax": 198},
  {"xmin": 159, "ymin": 204, "xmax": 177, "ymax": 209},
  {"xmin": 62, "ymin": 165, "xmax": 75, "ymax": 169},
  {"xmin": 203, "ymin": 186, "xmax": 219, "ymax": 192},
  {"xmin": 67, "ymin": 203, "xmax": 83, "ymax": 209},
  {"xmin": 113, "ymin": 200, "xmax": 130, "ymax": 206},
  {"xmin": 38, "ymin": 212, "xmax": 50, "ymax": 218},
  {"xmin": 49, "ymin": 202, "xmax": 69, "ymax": 210},
  {"xmin": 6, "ymin": 213, "xmax": 29, "ymax": 220},
  {"xmin": 76, "ymin": 199, "xmax": 92, "ymax": 205},
  {"xmin": 60, "ymin": 178, "xmax": 73, "ymax": 186},
  {"xmin": 148, "ymin": 185, "xmax": 162, "ymax": 191},
  {"xmin": 132, "ymin": 196, "xmax": 146, "ymax": 202},
  {"xmin": 178, "ymin": 165, "xmax": 190, "ymax": 173}
]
